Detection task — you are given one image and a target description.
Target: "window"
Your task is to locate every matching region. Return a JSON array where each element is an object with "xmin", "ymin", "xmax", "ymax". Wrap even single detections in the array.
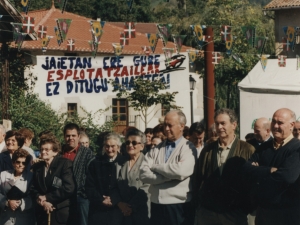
[
  {"xmin": 68, "ymin": 103, "xmax": 77, "ymax": 116},
  {"xmin": 112, "ymin": 99, "xmax": 128, "ymax": 126}
]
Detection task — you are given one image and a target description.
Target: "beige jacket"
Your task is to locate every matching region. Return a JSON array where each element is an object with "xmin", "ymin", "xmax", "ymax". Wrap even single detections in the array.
[{"xmin": 140, "ymin": 137, "xmax": 197, "ymax": 204}]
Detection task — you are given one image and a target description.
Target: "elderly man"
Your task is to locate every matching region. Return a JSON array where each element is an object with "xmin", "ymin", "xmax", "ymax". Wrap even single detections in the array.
[
  {"xmin": 193, "ymin": 108, "xmax": 255, "ymax": 225},
  {"xmin": 244, "ymin": 108, "xmax": 300, "ymax": 225},
  {"xmin": 140, "ymin": 110, "xmax": 197, "ymax": 225},
  {"xmin": 0, "ymin": 125, "xmax": 6, "ymax": 152},
  {"xmin": 248, "ymin": 117, "xmax": 272, "ymax": 149},
  {"xmin": 292, "ymin": 121, "xmax": 300, "ymax": 139},
  {"xmin": 62, "ymin": 123, "xmax": 94, "ymax": 225}
]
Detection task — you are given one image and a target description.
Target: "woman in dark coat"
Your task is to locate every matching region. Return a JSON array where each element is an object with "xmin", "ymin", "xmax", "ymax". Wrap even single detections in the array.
[
  {"xmin": 117, "ymin": 129, "xmax": 150, "ymax": 225},
  {"xmin": 85, "ymin": 132, "xmax": 126, "ymax": 225},
  {"xmin": 31, "ymin": 136, "xmax": 76, "ymax": 225}
]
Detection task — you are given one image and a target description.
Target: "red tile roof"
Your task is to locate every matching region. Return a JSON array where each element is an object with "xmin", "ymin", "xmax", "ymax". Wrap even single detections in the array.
[
  {"xmin": 20, "ymin": 5, "xmax": 191, "ymax": 55},
  {"xmin": 264, "ymin": 0, "xmax": 300, "ymax": 10}
]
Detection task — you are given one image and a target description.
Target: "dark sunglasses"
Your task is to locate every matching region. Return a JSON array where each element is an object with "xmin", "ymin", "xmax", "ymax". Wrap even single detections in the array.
[
  {"xmin": 125, "ymin": 140, "xmax": 141, "ymax": 146},
  {"xmin": 15, "ymin": 161, "xmax": 26, "ymax": 166}
]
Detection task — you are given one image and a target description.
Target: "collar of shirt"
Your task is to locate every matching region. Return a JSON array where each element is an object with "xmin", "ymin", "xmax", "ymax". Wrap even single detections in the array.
[
  {"xmin": 166, "ymin": 136, "xmax": 183, "ymax": 148},
  {"xmin": 273, "ymin": 133, "xmax": 293, "ymax": 150},
  {"xmin": 218, "ymin": 135, "xmax": 236, "ymax": 151}
]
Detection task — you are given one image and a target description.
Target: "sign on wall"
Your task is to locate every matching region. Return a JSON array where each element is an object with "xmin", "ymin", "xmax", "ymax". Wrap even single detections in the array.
[{"xmin": 35, "ymin": 53, "xmax": 188, "ymax": 97}]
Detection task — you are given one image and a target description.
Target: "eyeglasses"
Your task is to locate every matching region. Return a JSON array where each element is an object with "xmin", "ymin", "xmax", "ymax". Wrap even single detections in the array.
[
  {"xmin": 125, "ymin": 141, "xmax": 142, "ymax": 146},
  {"xmin": 15, "ymin": 161, "xmax": 26, "ymax": 166},
  {"xmin": 40, "ymin": 148, "xmax": 52, "ymax": 152}
]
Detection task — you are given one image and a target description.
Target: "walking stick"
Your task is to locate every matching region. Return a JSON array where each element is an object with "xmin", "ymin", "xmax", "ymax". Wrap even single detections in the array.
[{"xmin": 48, "ymin": 212, "xmax": 51, "ymax": 225}]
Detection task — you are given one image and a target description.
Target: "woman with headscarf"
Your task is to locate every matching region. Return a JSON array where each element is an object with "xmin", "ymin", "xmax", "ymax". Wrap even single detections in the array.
[
  {"xmin": 85, "ymin": 133, "xmax": 126, "ymax": 225},
  {"xmin": 117, "ymin": 129, "xmax": 150, "ymax": 225},
  {"xmin": 0, "ymin": 149, "xmax": 34, "ymax": 225}
]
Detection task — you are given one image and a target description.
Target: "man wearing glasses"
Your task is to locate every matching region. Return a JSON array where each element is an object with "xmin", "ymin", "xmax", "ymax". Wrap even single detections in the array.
[{"xmin": 140, "ymin": 110, "xmax": 197, "ymax": 225}]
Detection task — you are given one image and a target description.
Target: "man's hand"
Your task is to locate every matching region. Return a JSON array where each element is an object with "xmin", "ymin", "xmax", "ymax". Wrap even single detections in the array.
[
  {"xmin": 252, "ymin": 162, "xmax": 259, "ymax": 166},
  {"xmin": 117, "ymin": 202, "xmax": 132, "ymax": 216},
  {"xmin": 271, "ymin": 167, "xmax": 278, "ymax": 173},
  {"xmin": 8, "ymin": 200, "xmax": 20, "ymax": 211},
  {"xmin": 43, "ymin": 201, "xmax": 55, "ymax": 214},
  {"xmin": 102, "ymin": 195, "xmax": 112, "ymax": 207}
]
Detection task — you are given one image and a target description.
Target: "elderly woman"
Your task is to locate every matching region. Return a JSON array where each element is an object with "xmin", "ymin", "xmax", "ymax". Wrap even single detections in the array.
[
  {"xmin": 117, "ymin": 129, "xmax": 150, "ymax": 225},
  {"xmin": 85, "ymin": 133, "xmax": 126, "ymax": 225},
  {"xmin": 31, "ymin": 136, "xmax": 76, "ymax": 225},
  {"xmin": 0, "ymin": 149, "xmax": 34, "ymax": 225},
  {"xmin": 0, "ymin": 130, "xmax": 26, "ymax": 173}
]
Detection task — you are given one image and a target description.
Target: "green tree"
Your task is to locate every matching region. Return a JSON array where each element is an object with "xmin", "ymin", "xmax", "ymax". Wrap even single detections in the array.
[{"xmin": 111, "ymin": 77, "xmax": 180, "ymax": 128}]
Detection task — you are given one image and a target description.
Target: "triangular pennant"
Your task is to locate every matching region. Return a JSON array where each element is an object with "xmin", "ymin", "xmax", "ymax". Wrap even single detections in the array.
[
  {"xmin": 21, "ymin": 0, "xmax": 32, "ymax": 14},
  {"xmin": 11, "ymin": 23, "xmax": 23, "ymax": 41},
  {"xmin": 22, "ymin": 16, "xmax": 35, "ymax": 34},
  {"xmin": 112, "ymin": 43, "xmax": 123, "ymax": 56},
  {"xmin": 259, "ymin": 54, "xmax": 270, "ymax": 71},
  {"xmin": 146, "ymin": 33, "xmax": 159, "ymax": 53},
  {"xmin": 296, "ymin": 27, "xmax": 300, "ymax": 44},
  {"xmin": 58, "ymin": 0, "xmax": 68, "ymax": 13},
  {"xmin": 190, "ymin": 25, "xmax": 207, "ymax": 48},
  {"xmin": 38, "ymin": 25, "xmax": 47, "ymax": 39},
  {"xmin": 187, "ymin": 49, "xmax": 199, "ymax": 67},
  {"xmin": 220, "ymin": 25, "xmax": 231, "ymax": 42},
  {"xmin": 16, "ymin": 33, "xmax": 26, "ymax": 51},
  {"xmin": 282, "ymin": 37, "xmax": 290, "ymax": 51},
  {"xmin": 90, "ymin": 20, "xmax": 104, "ymax": 43},
  {"xmin": 297, "ymin": 55, "xmax": 300, "ymax": 70},
  {"xmin": 141, "ymin": 46, "xmax": 150, "ymax": 56},
  {"xmin": 88, "ymin": 40, "xmax": 98, "ymax": 58},
  {"xmin": 172, "ymin": 35, "xmax": 186, "ymax": 54},
  {"xmin": 255, "ymin": 36, "xmax": 267, "ymax": 53},
  {"xmin": 232, "ymin": 53, "xmax": 243, "ymax": 64},
  {"xmin": 157, "ymin": 24, "xmax": 172, "ymax": 46},
  {"xmin": 54, "ymin": 27, "xmax": 62, "ymax": 46},
  {"xmin": 283, "ymin": 26, "xmax": 296, "ymax": 51},
  {"xmin": 278, "ymin": 55, "xmax": 287, "ymax": 67},
  {"xmin": 225, "ymin": 35, "xmax": 236, "ymax": 55},
  {"xmin": 127, "ymin": 0, "xmax": 133, "ymax": 10},
  {"xmin": 241, "ymin": 26, "xmax": 255, "ymax": 47},
  {"xmin": 67, "ymin": 39, "xmax": 75, "ymax": 51},
  {"xmin": 124, "ymin": 22, "xmax": 136, "ymax": 38},
  {"xmin": 212, "ymin": 52, "xmax": 223, "ymax": 64},
  {"xmin": 56, "ymin": 19, "xmax": 72, "ymax": 41},
  {"xmin": 120, "ymin": 32, "xmax": 129, "ymax": 46},
  {"xmin": 41, "ymin": 36, "xmax": 51, "ymax": 53}
]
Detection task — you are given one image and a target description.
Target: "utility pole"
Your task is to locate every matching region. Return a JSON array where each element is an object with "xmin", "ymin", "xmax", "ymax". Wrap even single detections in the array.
[
  {"xmin": 1, "ymin": 43, "xmax": 9, "ymax": 121},
  {"xmin": 204, "ymin": 26, "xmax": 215, "ymax": 131}
]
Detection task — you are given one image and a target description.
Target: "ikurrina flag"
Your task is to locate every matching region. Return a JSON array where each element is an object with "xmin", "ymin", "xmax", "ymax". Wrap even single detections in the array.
[
  {"xmin": 283, "ymin": 26, "xmax": 296, "ymax": 51},
  {"xmin": 120, "ymin": 33, "xmax": 129, "ymax": 46},
  {"xmin": 157, "ymin": 24, "xmax": 172, "ymax": 46},
  {"xmin": 88, "ymin": 40, "xmax": 98, "ymax": 58},
  {"xmin": 259, "ymin": 54, "xmax": 270, "ymax": 71},
  {"xmin": 141, "ymin": 46, "xmax": 150, "ymax": 56},
  {"xmin": 16, "ymin": 33, "xmax": 27, "ymax": 51},
  {"xmin": 278, "ymin": 55, "xmax": 287, "ymax": 67},
  {"xmin": 90, "ymin": 20, "xmax": 105, "ymax": 43},
  {"xmin": 38, "ymin": 25, "xmax": 47, "ymax": 39},
  {"xmin": 146, "ymin": 33, "xmax": 159, "ymax": 53},
  {"xmin": 220, "ymin": 25, "xmax": 231, "ymax": 42},
  {"xmin": 282, "ymin": 37, "xmax": 290, "ymax": 51},
  {"xmin": 241, "ymin": 26, "xmax": 255, "ymax": 47},
  {"xmin": 255, "ymin": 37, "xmax": 267, "ymax": 54},
  {"xmin": 212, "ymin": 52, "xmax": 222, "ymax": 64},
  {"xmin": 56, "ymin": 19, "xmax": 72, "ymax": 42},
  {"xmin": 163, "ymin": 48, "xmax": 174, "ymax": 65},
  {"xmin": 172, "ymin": 35, "xmax": 186, "ymax": 54},
  {"xmin": 124, "ymin": 22, "xmax": 136, "ymax": 38},
  {"xmin": 190, "ymin": 25, "xmax": 207, "ymax": 48},
  {"xmin": 54, "ymin": 27, "xmax": 62, "ymax": 46},
  {"xmin": 41, "ymin": 36, "xmax": 51, "ymax": 53},
  {"xmin": 22, "ymin": 16, "xmax": 35, "ymax": 34},
  {"xmin": 187, "ymin": 49, "xmax": 199, "ymax": 67},
  {"xmin": 67, "ymin": 39, "xmax": 75, "ymax": 51},
  {"xmin": 58, "ymin": 0, "xmax": 68, "ymax": 13},
  {"xmin": 11, "ymin": 23, "xmax": 23, "ymax": 42},
  {"xmin": 21, "ymin": 0, "xmax": 31, "ymax": 14},
  {"xmin": 112, "ymin": 43, "xmax": 123, "ymax": 57}
]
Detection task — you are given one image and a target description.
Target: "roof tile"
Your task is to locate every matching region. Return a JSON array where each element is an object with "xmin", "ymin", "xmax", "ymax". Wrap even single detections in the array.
[{"xmin": 264, "ymin": 0, "xmax": 300, "ymax": 10}]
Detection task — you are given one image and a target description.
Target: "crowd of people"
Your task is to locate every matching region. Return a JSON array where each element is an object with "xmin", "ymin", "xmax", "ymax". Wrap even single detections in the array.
[{"xmin": 0, "ymin": 107, "xmax": 298, "ymax": 225}]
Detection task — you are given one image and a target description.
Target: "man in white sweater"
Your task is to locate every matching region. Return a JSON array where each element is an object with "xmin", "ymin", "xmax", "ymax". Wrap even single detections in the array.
[{"xmin": 140, "ymin": 110, "xmax": 197, "ymax": 225}]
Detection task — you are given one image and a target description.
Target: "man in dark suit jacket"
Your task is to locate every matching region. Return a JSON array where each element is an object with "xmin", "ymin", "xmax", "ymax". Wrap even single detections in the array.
[{"xmin": 247, "ymin": 117, "xmax": 273, "ymax": 150}]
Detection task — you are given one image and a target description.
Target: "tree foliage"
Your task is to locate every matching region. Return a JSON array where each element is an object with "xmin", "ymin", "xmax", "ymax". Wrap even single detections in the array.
[{"xmin": 111, "ymin": 78, "xmax": 180, "ymax": 128}]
